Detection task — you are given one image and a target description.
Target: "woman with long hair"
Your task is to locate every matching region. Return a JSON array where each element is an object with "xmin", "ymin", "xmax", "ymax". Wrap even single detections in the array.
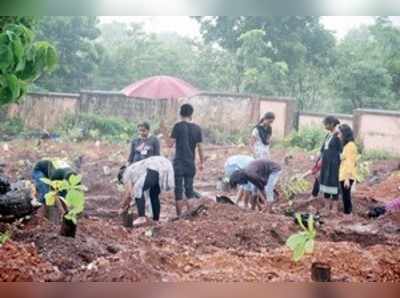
[
  {"xmin": 338, "ymin": 123, "xmax": 358, "ymax": 221},
  {"xmin": 250, "ymin": 112, "xmax": 275, "ymax": 159},
  {"xmin": 319, "ymin": 116, "xmax": 342, "ymax": 213}
]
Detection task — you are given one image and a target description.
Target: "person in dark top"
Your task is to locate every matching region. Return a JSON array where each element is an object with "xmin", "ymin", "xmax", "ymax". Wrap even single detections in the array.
[
  {"xmin": 32, "ymin": 160, "xmax": 56, "ymax": 203},
  {"xmin": 32, "ymin": 159, "xmax": 78, "ymax": 203},
  {"xmin": 170, "ymin": 103, "xmax": 204, "ymax": 216},
  {"xmin": 230, "ymin": 159, "xmax": 282, "ymax": 211},
  {"xmin": 128, "ymin": 122, "xmax": 160, "ymax": 164},
  {"xmin": 319, "ymin": 116, "xmax": 342, "ymax": 214}
]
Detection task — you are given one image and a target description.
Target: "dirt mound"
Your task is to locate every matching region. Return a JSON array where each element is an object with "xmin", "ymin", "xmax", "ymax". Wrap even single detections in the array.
[
  {"xmin": 0, "ymin": 241, "xmax": 61, "ymax": 281},
  {"xmin": 158, "ymin": 200, "xmax": 296, "ymax": 252},
  {"xmin": 358, "ymin": 171, "xmax": 400, "ymax": 202}
]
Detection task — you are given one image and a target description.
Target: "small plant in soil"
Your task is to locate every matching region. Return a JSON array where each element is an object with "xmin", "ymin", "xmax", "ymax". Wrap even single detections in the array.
[
  {"xmin": 281, "ymin": 177, "xmax": 311, "ymax": 206},
  {"xmin": 0, "ymin": 230, "xmax": 11, "ymax": 246},
  {"xmin": 286, "ymin": 213, "xmax": 316, "ymax": 262},
  {"xmin": 41, "ymin": 175, "xmax": 86, "ymax": 237}
]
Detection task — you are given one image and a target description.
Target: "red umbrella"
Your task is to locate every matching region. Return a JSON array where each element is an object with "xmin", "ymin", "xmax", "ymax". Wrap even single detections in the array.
[{"xmin": 122, "ymin": 75, "xmax": 199, "ymax": 99}]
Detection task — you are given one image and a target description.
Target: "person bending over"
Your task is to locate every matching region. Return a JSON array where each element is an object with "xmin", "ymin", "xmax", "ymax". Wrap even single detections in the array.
[
  {"xmin": 230, "ymin": 159, "xmax": 282, "ymax": 211},
  {"xmin": 121, "ymin": 156, "xmax": 174, "ymax": 226},
  {"xmin": 224, "ymin": 155, "xmax": 255, "ymax": 208}
]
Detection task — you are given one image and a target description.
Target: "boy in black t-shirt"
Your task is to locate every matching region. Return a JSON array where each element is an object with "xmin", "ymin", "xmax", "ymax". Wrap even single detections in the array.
[{"xmin": 170, "ymin": 104, "xmax": 204, "ymax": 216}]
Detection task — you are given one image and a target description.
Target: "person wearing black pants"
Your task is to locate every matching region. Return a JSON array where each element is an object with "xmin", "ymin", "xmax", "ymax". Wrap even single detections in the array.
[
  {"xmin": 135, "ymin": 169, "xmax": 161, "ymax": 221},
  {"xmin": 121, "ymin": 156, "xmax": 175, "ymax": 226},
  {"xmin": 337, "ymin": 124, "xmax": 358, "ymax": 221},
  {"xmin": 340, "ymin": 180, "xmax": 354, "ymax": 214},
  {"xmin": 169, "ymin": 104, "xmax": 204, "ymax": 217}
]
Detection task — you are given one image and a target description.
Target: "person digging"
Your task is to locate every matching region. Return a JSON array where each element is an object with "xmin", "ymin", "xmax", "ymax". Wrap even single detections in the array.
[
  {"xmin": 120, "ymin": 156, "xmax": 175, "ymax": 226},
  {"xmin": 229, "ymin": 159, "xmax": 282, "ymax": 212},
  {"xmin": 223, "ymin": 155, "xmax": 255, "ymax": 209}
]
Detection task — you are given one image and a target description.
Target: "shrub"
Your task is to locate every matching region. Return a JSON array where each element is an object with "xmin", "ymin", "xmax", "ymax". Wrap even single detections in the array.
[
  {"xmin": 281, "ymin": 126, "xmax": 326, "ymax": 152},
  {"xmin": 202, "ymin": 127, "xmax": 252, "ymax": 145},
  {"xmin": 57, "ymin": 113, "xmax": 138, "ymax": 142},
  {"xmin": 361, "ymin": 149, "xmax": 398, "ymax": 161},
  {"xmin": 0, "ymin": 117, "xmax": 25, "ymax": 137}
]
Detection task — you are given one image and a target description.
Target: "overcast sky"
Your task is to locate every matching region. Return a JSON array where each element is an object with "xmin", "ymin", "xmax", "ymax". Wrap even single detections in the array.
[{"xmin": 99, "ymin": 16, "xmax": 378, "ymax": 40}]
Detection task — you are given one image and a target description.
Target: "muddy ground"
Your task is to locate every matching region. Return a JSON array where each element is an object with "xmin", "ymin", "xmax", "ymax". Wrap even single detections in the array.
[{"xmin": 1, "ymin": 139, "xmax": 400, "ymax": 282}]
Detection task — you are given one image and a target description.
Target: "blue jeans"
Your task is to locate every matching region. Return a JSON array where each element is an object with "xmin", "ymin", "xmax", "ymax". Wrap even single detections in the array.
[
  {"xmin": 32, "ymin": 170, "xmax": 49, "ymax": 203},
  {"xmin": 265, "ymin": 171, "xmax": 282, "ymax": 203}
]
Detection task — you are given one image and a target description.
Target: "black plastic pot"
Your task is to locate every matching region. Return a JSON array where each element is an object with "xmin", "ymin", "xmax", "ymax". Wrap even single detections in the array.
[
  {"xmin": 122, "ymin": 208, "xmax": 134, "ymax": 228},
  {"xmin": 60, "ymin": 217, "xmax": 77, "ymax": 238},
  {"xmin": 311, "ymin": 262, "xmax": 331, "ymax": 282}
]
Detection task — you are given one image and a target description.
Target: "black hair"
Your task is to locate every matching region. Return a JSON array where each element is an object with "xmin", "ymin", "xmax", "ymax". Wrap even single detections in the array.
[
  {"xmin": 338, "ymin": 124, "xmax": 354, "ymax": 146},
  {"xmin": 138, "ymin": 122, "xmax": 150, "ymax": 131},
  {"xmin": 180, "ymin": 104, "xmax": 194, "ymax": 118},
  {"xmin": 258, "ymin": 112, "xmax": 275, "ymax": 125},
  {"xmin": 229, "ymin": 170, "xmax": 249, "ymax": 188},
  {"xmin": 323, "ymin": 116, "xmax": 340, "ymax": 128}
]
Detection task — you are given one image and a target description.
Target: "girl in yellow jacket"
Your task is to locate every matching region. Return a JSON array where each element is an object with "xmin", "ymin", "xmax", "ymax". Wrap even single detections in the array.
[{"xmin": 337, "ymin": 124, "xmax": 358, "ymax": 220}]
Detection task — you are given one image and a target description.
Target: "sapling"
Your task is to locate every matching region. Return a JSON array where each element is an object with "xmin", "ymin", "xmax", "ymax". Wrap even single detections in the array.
[
  {"xmin": 41, "ymin": 175, "xmax": 86, "ymax": 236},
  {"xmin": 281, "ymin": 177, "xmax": 311, "ymax": 206},
  {"xmin": 286, "ymin": 213, "xmax": 316, "ymax": 262},
  {"xmin": 0, "ymin": 230, "xmax": 11, "ymax": 246}
]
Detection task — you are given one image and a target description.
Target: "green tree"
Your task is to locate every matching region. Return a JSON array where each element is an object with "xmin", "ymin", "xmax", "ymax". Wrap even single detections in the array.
[
  {"xmin": 0, "ymin": 17, "xmax": 57, "ymax": 105},
  {"xmin": 333, "ymin": 26, "xmax": 393, "ymax": 112},
  {"xmin": 34, "ymin": 17, "xmax": 101, "ymax": 92},
  {"xmin": 93, "ymin": 21, "xmax": 236, "ymax": 92},
  {"xmin": 194, "ymin": 17, "xmax": 336, "ymax": 109}
]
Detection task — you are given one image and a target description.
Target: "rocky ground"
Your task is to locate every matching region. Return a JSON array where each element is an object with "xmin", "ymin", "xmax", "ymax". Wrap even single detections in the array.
[{"xmin": 0, "ymin": 139, "xmax": 400, "ymax": 282}]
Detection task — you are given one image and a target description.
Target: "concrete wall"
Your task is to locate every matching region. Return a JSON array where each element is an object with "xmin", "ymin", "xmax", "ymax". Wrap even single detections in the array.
[
  {"xmin": 181, "ymin": 92, "xmax": 260, "ymax": 134},
  {"xmin": 299, "ymin": 112, "xmax": 353, "ymax": 129},
  {"xmin": 2, "ymin": 91, "xmax": 296, "ymax": 142},
  {"xmin": 6, "ymin": 92, "xmax": 79, "ymax": 130},
  {"xmin": 79, "ymin": 91, "xmax": 176, "ymax": 126},
  {"xmin": 354, "ymin": 109, "xmax": 400, "ymax": 154},
  {"xmin": 259, "ymin": 97, "xmax": 297, "ymax": 139}
]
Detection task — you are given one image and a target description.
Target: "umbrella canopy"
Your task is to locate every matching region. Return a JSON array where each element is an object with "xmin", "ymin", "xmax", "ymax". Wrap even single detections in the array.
[{"xmin": 122, "ymin": 75, "xmax": 199, "ymax": 100}]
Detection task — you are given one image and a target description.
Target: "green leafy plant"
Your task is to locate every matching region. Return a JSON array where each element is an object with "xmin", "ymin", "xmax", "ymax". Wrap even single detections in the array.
[
  {"xmin": 0, "ymin": 230, "xmax": 11, "ymax": 246},
  {"xmin": 0, "ymin": 117, "xmax": 24, "ymax": 136},
  {"xmin": 0, "ymin": 23, "xmax": 57, "ymax": 105},
  {"xmin": 286, "ymin": 213, "xmax": 317, "ymax": 262},
  {"xmin": 356, "ymin": 158, "xmax": 371, "ymax": 183},
  {"xmin": 281, "ymin": 126, "xmax": 326, "ymax": 152},
  {"xmin": 41, "ymin": 174, "xmax": 86, "ymax": 224},
  {"xmin": 361, "ymin": 149, "xmax": 398, "ymax": 161},
  {"xmin": 281, "ymin": 178, "xmax": 311, "ymax": 203},
  {"xmin": 56, "ymin": 113, "xmax": 141, "ymax": 142}
]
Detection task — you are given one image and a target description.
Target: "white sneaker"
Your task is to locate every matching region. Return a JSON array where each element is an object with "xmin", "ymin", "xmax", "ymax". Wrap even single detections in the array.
[{"xmin": 133, "ymin": 217, "xmax": 147, "ymax": 226}]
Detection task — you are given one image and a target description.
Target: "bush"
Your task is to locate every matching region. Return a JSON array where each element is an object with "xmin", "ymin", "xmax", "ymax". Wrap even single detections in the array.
[
  {"xmin": 202, "ymin": 127, "xmax": 252, "ymax": 145},
  {"xmin": 281, "ymin": 126, "xmax": 326, "ymax": 152},
  {"xmin": 361, "ymin": 149, "xmax": 398, "ymax": 161},
  {"xmin": 57, "ymin": 113, "xmax": 138, "ymax": 142},
  {"xmin": 0, "ymin": 117, "xmax": 25, "ymax": 137}
]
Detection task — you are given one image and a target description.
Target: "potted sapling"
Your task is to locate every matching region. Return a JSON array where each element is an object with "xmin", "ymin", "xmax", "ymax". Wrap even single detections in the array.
[
  {"xmin": 41, "ymin": 175, "xmax": 86, "ymax": 237},
  {"xmin": 286, "ymin": 213, "xmax": 331, "ymax": 282}
]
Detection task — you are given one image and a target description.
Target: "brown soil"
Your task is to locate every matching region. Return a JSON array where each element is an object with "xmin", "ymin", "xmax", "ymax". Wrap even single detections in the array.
[{"xmin": 0, "ymin": 139, "xmax": 400, "ymax": 281}]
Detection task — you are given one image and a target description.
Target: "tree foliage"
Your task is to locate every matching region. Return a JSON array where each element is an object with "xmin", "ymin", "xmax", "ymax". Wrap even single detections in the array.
[
  {"xmin": 34, "ymin": 17, "xmax": 100, "ymax": 92},
  {"xmin": 0, "ymin": 17, "xmax": 57, "ymax": 105}
]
